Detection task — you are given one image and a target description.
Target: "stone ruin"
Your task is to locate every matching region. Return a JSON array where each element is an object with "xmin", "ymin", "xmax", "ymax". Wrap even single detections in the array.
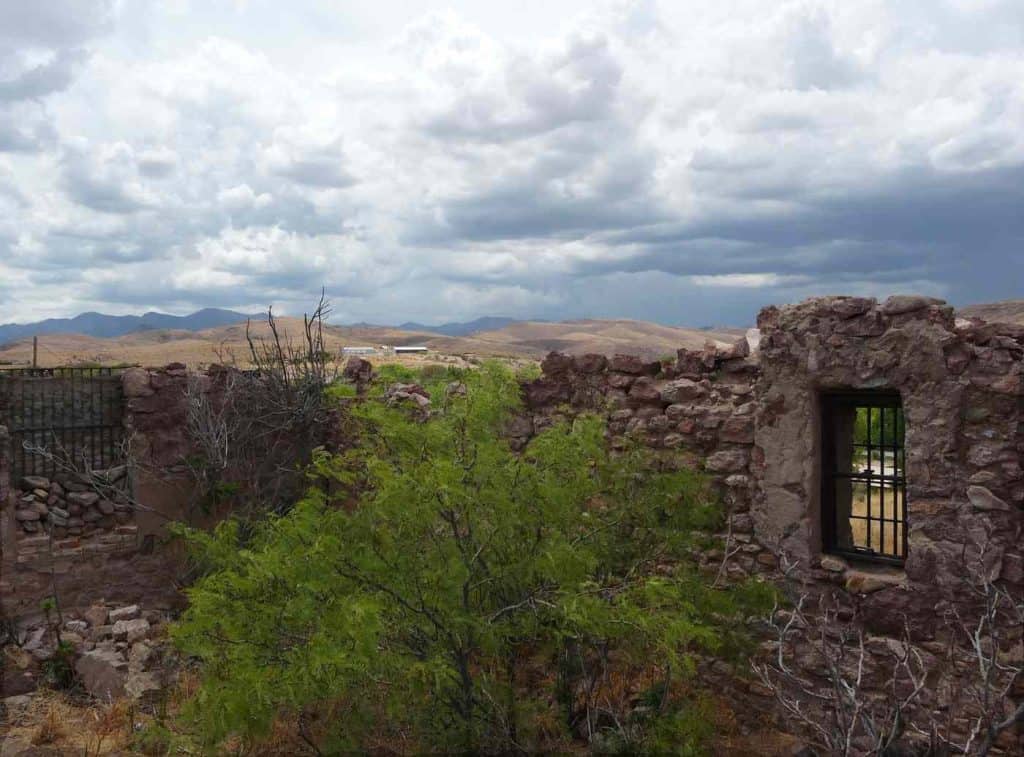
[
  {"xmin": 519, "ymin": 294, "xmax": 1023, "ymax": 749},
  {"xmin": 1, "ymin": 294, "xmax": 1022, "ymax": 747},
  {"xmin": 519, "ymin": 294, "xmax": 1022, "ymax": 589}
]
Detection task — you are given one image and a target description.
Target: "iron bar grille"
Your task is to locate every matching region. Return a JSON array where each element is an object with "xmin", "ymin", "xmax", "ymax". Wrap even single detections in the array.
[
  {"xmin": 0, "ymin": 367, "xmax": 127, "ymax": 483},
  {"xmin": 821, "ymin": 391, "xmax": 907, "ymax": 564}
]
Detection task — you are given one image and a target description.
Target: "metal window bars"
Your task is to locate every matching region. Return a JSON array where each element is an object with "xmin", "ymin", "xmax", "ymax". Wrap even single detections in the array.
[{"xmin": 821, "ymin": 391, "xmax": 907, "ymax": 564}]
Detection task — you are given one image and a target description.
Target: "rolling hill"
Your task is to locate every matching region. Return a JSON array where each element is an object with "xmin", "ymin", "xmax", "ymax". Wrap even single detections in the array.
[
  {"xmin": 427, "ymin": 319, "xmax": 742, "ymax": 359},
  {"xmin": 3, "ymin": 296, "xmax": 1019, "ymax": 370},
  {"xmin": 0, "ymin": 316, "xmax": 742, "ymax": 368},
  {"xmin": 958, "ymin": 300, "xmax": 1024, "ymax": 325}
]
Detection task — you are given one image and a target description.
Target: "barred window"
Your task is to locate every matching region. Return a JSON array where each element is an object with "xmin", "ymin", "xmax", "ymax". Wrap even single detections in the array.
[{"xmin": 821, "ymin": 391, "xmax": 906, "ymax": 564}]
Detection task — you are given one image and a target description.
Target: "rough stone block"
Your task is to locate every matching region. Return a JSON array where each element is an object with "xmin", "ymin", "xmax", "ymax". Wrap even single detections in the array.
[
  {"xmin": 121, "ymin": 368, "xmax": 154, "ymax": 398},
  {"xmin": 720, "ymin": 415, "xmax": 755, "ymax": 443},
  {"xmin": 706, "ymin": 448, "xmax": 750, "ymax": 473},
  {"xmin": 881, "ymin": 294, "xmax": 946, "ymax": 315},
  {"xmin": 113, "ymin": 618, "xmax": 151, "ymax": 643},
  {"xmin": 573, "ymin": 353, "xmax": 607, "ymax": 374},
  {"xmin": 967, "ymin": 485, "xmax": 1010, "ymax": 511},
  {"xmin": 125, "ymin": 671, "xmax": 162, "ymax": 703},
  {"xmin": 67, "ymin": 491, "xmax": 100, "ymax": 507},
  {"xmin": 609, "ymin": 354, "xmax": 645, "ymax": 374},
  {"xmin": 75, "ymin": 648, "xmax": 128, "ymax": 700},
  {"xmin": 627, "ymin": 377, "xmax": 662, "ymax": 405},
  {"xmin": 21, "ymin": 476, "xmax": 50, "ymax": 491},
  {"xmin": 108, "ymin": 605, "xmax": 141, "ymax": 622},
  {"xmin": 659, "ymin": 378, "xmax": 706, "ymax": 404}
]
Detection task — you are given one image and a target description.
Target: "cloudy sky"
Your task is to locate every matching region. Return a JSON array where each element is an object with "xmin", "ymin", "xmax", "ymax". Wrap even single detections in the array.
[{"xmin": 1, "ymin": 0, "xmax": 1022, "ymax": 327}]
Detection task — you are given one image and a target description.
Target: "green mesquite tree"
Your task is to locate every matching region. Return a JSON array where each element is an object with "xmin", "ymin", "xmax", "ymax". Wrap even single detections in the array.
[{"xmin": 172, "ymin": 363, "xmax": 770, "ymax": 753}]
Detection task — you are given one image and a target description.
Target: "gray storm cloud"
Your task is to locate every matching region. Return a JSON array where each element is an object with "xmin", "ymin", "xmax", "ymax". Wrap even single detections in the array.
[{"xmin": 0, "ymin": 0, "xmax": 1021, "ymax": 326}]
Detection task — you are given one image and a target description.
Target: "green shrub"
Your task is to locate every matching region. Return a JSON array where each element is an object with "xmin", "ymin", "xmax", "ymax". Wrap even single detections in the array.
[{"xmin": 172, "ymin": 362, "xmax": 771, "ymax": 753}]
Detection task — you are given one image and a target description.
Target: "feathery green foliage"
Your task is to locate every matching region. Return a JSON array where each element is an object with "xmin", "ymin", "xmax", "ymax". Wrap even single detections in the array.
[{"xmin": 172, "ymin": 362, "xmax": 771, "ymax": 753}]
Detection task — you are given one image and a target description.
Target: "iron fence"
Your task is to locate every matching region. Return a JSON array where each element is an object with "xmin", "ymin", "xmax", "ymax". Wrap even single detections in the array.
[{"xmin": 0, "ymin": 367, "xmax": 127, "ymax": 483}]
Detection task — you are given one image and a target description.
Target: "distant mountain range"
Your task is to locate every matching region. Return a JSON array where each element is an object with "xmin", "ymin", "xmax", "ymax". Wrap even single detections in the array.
[
  {"xmin": 0, "ymin": 310, "xmax": 527, "ymax": 347},
  {"xmin": 396, "ymin": 316, "xmax": 523, "ymax": 337},
  {"xmin": 5, "ymin": 298, "xmax": 1018, "ymax": 355},
  {"xmin": 0, "ymin": 308, "xmax": 254, "ymax": 344}
]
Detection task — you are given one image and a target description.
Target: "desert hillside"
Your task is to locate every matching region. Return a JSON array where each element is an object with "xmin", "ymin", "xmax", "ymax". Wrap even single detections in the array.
[
  {"xmin": 958, "ymin": 299, "xmax": 1024, "ymax": 324},
  {"xmin": 429, "ymin": 319, "xmax": 742, "ymax": 359},
  {"xmin": 0, "ymin": 318, "xmax": 438, "ymax": 369},
  {"xmin": 0, "ymin": 316, "xmax": 741, "ymax": 368}
]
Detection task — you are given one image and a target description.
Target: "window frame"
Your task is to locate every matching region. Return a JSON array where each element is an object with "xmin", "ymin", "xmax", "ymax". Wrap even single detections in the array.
[{"xmin": 820, "ymin": 389, "xmax": 907, "ymax": 566}]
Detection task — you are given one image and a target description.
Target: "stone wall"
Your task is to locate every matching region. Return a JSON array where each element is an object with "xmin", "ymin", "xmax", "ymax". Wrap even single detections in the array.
[
  {"xmin": 521, "ymin": 295, "xmax": 1023, "ymax": 598},
  {"xmin": 2, "ymin": 297, "xmax": 1021, "ymax": 742},
  {"xmin": 1, "ymin": 365, "xmax": 197, "ymax": 622},
  {"xmin": 519, "ymin": 344, "xmax": 773, "ymax": 579},
  {"xmin": 522, "ymin": 294, "xmax": 1024, "ymax": 748},
  {"xmin": 755, "ymin": 296, "xmax": 1022, "ymax": 599}
]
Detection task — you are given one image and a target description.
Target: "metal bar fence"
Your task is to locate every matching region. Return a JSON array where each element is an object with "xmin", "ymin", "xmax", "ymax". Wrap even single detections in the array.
[{"xmin": 0, "ymin": 367, "xmax": 127, "ymax": 483}]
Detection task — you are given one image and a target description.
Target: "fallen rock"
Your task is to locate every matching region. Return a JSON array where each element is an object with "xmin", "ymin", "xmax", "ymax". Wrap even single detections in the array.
[
  {"xmin": 89, "ymin": 624, "xmax": 114, "ymax": 642},
  {"xmin": 75, "ymin": 648, "xmax": 128, "ymax": 700},
  {"xmin": 112, "ymin": 618, "xmax": 151, "ymax": 643},
  {"xmin": 0, "ymin": 735, "xmax": 35, "ymax": 757},
  {"xmin": 2, "ymin": 693, "xmax": 33, "ymax": 717},
  {"xmin": 573, "ymin": 353, "xmax": 607, "ymax": 374},
  {"xmin": 108, "ymin": 605, "xmax": 140, "ymax": 622},
  {"xmin": 93, "ymin": 465, "xmax": 127, "ymax": 483},
  {"xmin": 83, "ymin": 605, "xmax": 109, "ymax": 627},
  {"xmin": 384, "ymin": 383, "xmax": 431, "ymax": 410},
  {"xmin": 445, "ymin": 381, "xmax": 467, "ymax": 397},
  {"xmin": 59, "ymin": 631, "xmax": 85, "ymax": 648},
  {"xmin": 540, "ymin": 352, "xmax": 575, "ymax": 377},
  {"xmin": 128, "ymin": 641, "xmax": 155, "ymax": 672},
  {"xmin": 23, "ymin": 627, "xmax": 49, "ymax": 653},
  {"xmin": 125, "ymin": 671, "xmax": 163, "ymax": 704},
  {"xmin": 819, "ymin": 555, "xmax": 847, "ymax": 573}
]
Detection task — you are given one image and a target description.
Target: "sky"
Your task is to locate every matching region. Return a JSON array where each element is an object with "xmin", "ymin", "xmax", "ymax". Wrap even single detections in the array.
[{"xmin": 0, "ymin": 0, "xmax": 1022, "ymax": 328}]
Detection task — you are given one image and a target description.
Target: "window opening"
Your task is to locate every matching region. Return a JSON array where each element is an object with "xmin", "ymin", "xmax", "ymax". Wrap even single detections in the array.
[{"xmin": 821, "ymin": 391, "xmax": 906, "ymax": 563}]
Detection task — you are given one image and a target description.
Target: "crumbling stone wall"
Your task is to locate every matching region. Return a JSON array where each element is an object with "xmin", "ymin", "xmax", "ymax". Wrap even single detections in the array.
[
  {"xmin": 519, "ymin": 343, "xmax": 775, "ymax": 579},
  {"xmin": 522, "ymin": 295, "xmax": 1024, "ymax": 747},
  {"xmin": 1, "ymin": 365, "xmax": 198, "ymax": 621},
  {"xmin": 2, "ymin": 297, "xmax": 1021, "ymax": 740},
  {"xmin": 755, "ymin": 296, "xmax": 1023, "ymax": 617},
  {"xmin": 521, "ymin": 295, "xmax": 1023, "ymax": 599}
]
